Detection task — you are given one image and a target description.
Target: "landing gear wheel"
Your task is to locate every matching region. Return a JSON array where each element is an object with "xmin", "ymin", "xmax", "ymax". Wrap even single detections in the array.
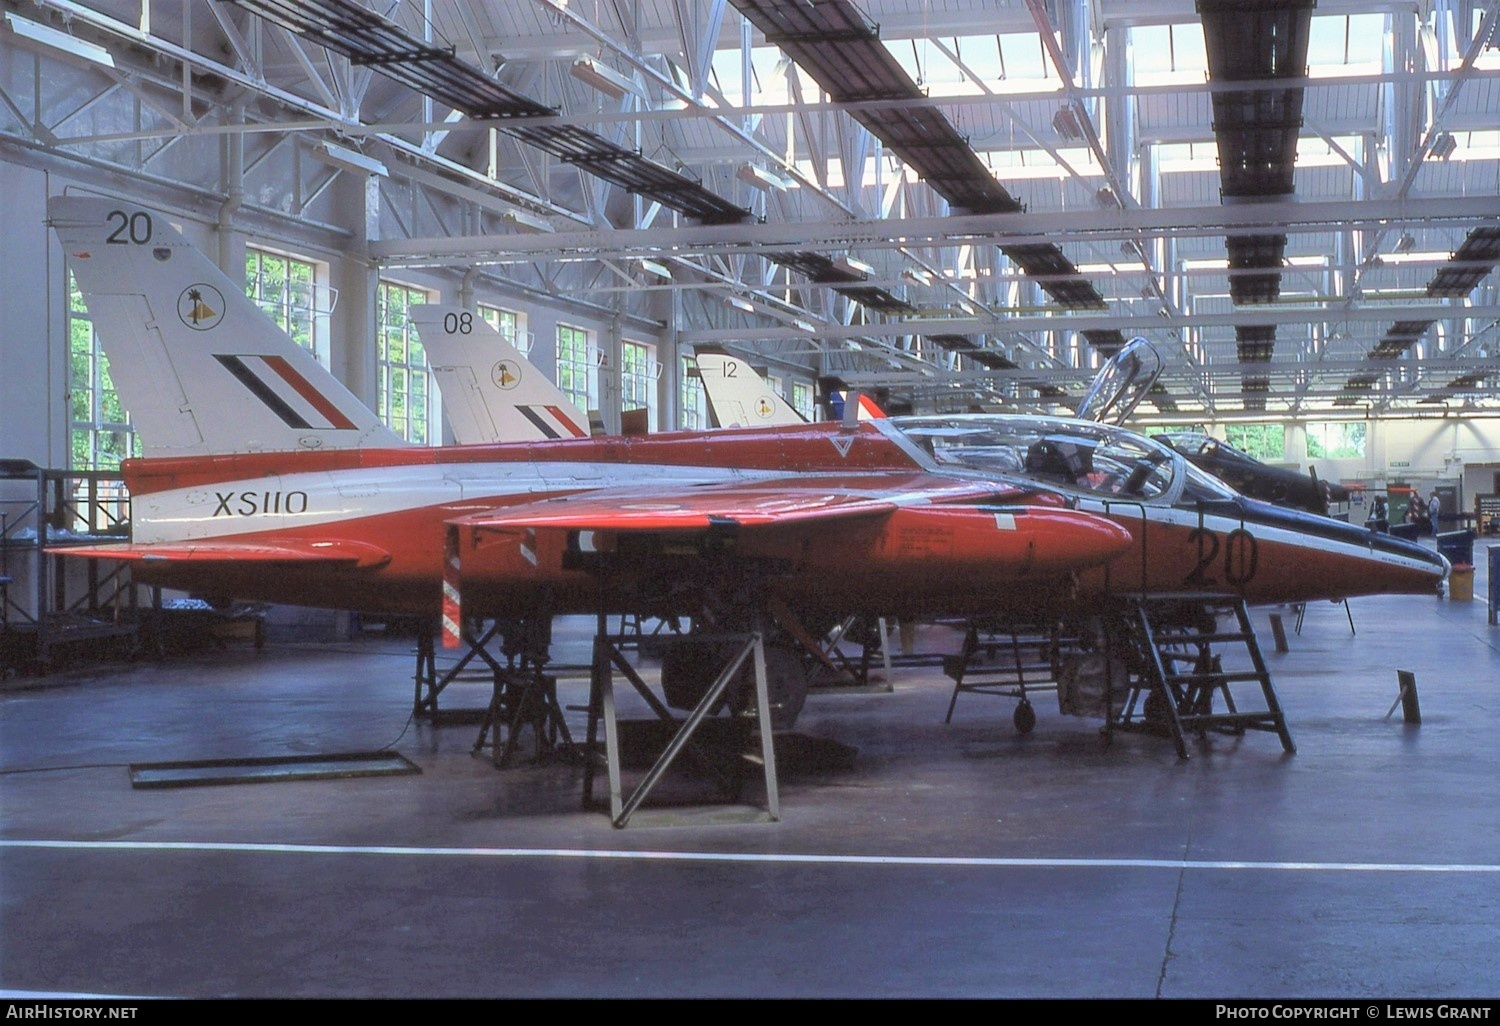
[{"xmin": 1013, "ymin": 699, "xmax": 1037, "ymax": 735}]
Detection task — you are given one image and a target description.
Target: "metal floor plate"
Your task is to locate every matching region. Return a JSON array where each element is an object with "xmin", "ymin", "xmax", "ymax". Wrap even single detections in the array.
[{"xmin": 129, "ymin": 751, "xmax": 421, "ymax": 788}]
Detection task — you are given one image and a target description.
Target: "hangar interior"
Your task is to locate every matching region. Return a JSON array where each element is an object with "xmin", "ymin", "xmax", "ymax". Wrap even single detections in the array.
[
  {"xmin": 0, "ymin": 0, "xmax": 1495, "ymax": 649},
  {"xmin": 1, "ymin": 0, "xmax": 1500, "ymax": 1002}
]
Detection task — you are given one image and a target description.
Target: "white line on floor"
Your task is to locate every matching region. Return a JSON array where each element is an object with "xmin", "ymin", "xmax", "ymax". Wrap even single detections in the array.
[{"xmin": 3, "ymin": 838, "xmax": 1499, "ymax": 873}]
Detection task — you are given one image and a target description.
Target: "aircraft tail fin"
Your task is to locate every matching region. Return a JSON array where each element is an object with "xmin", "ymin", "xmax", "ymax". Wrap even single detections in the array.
[
  {"xmin": 48, "ymin": 195, "xmax": 402, "ymax": 457},
  {"xmin": 824, "ymin": 388, "xmax": 886, "ymax": 422},
  {"xmin": 407, "ymin": 304, "xmax": 589, "ymax": 443},
  {"xmin": 693, "ymin": 348, "xmax": 805, "ymax": 428}
]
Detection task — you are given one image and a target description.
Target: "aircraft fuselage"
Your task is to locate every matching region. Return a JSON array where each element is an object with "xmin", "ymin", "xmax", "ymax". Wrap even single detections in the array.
[{"xmin": 87, "ymin": 419, "xmax": 1446, "ymax": 621}]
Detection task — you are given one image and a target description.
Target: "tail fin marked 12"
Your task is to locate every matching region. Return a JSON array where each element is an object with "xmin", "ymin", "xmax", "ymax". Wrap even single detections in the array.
[
  {"xmin": 692, "ymin": 348, "xmax": 806, "ymax": 428},
  {"xmin": 48, "ymin": 195, "xmax": 401, "ymax": 456},
  {"xmin": 408, "ymin": 304, "xmax": 588, "ymax": 444}
]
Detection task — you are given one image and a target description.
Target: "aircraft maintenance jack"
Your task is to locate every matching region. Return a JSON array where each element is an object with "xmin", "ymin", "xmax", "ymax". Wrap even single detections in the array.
[
  {"xmin": 470, "ymin": 616, "xmax": 577, "ymax": 768},
  {"xmin": 942, "ymin": 621, "xmax": 1069, "ymax": 733},
  {"xmin": 582, "ymin": 609, "xmax": 780, "ymax": 828},
  {"xmin": 767, "ymin": 598, "xmax": 893, "ymax": 694},
  {"xmin": 1103, "ymin": 595, "xmax": 1294, "ymax": 759}
]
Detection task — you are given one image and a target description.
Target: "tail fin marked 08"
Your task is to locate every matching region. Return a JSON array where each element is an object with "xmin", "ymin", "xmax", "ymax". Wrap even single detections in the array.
[
  {"xmin": 408, "ymin": 304, "xmax": 589, "ymax": 444},
  {"xmin": 48, "ymin": 195, "xmax": 402, "ymax": 456}
]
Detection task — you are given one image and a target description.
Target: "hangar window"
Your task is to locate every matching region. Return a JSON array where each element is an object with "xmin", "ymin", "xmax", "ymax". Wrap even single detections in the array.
[
  {"xmin": 556, "ymin": 324, "xmax": 596, "ymax": 415},
  {"xmin": 377, "ymin": 280, "xmax": 439, "ymax": 445},
  {"xmin": 1223, "ymin": 424, "xmax": 1287, "ymax": 461},
  {"xmin": 479, "ymin": 305, "xmax": 528, "ymax": 352},
  {"xmin": 1306, "ymin": 422, "xmax": 1366, "ymax": 460},
  {"xmin": 680, "ymin": 355, "xmax": 708, "ymax": 430},
  {"xmin": 245, "ymin": 247, "xmax": 326, "ymax": 366},
  {"xmin": 621, "ymin": 340, "xmax": 657, "ymax": 431},
  {"xmin": 792, "ymin": 381, "xmax": 814, "ymax": 421},
  {"xmin": 66, "ymin": 271, "xmax": 139, "ymax": 470}
]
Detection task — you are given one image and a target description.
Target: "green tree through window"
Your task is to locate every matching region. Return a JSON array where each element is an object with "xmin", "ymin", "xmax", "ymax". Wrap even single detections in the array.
[
  {"xmin": 621, "ymin": 341, "xmax": 656, "ymax": 430},
  {"xmin": 556, "ymin": 325, "xmax": 594, "ymax": 414},
  {"xmin": 377, "ymin": 281, "xmax": 435, "ymax": 444},
  {"xmin": 1306, "ymin": 422, "xmax": 1367, "ymax": 459},
  {"xmin": 67, "ymin": 271, "xmax": 139, "ymax": 469},
  {"xmin": 1223, "ymin": 423, "xmax": 1286, "ymax": 461},
  {"xmin": 246, "ymin": 248, "xmax": 319, "ymax": 359}
]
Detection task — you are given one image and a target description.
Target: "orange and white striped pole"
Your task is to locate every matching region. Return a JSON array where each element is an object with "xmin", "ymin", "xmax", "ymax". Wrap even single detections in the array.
[{"xmin": 441, "ymin": 525, "xmax": 462, "ymax": 649}]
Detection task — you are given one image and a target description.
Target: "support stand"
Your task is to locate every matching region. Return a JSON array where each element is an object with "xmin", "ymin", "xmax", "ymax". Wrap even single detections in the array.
[
  {"xmin": 412, "ymin": 619, "xmax": 505, "ymax": 723},
  {"xmin": 583, "ymin": 619, "xmax": 779, "ymax": 828},
  {"xmin": 1292, "ymin": 599, "xmax": 1355, "ymax": 636},
  {"xmin": 942, "ymin": 621, "xmax": 1069, "ymax": 734},
  {"xmin": 1384, "ymin": 670, "xmax": 1421, "ymax": 725},
  {"xmin": 769, "ymin": 598, "xmax": 892, "ymax": 693}
]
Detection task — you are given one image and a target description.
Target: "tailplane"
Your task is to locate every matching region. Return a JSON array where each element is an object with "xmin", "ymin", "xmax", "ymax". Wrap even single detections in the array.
[
  {"xmin": 408, "ymin": 304, "xmax": 589, "ymax": 443},
  {"xmin": 49, "ymin": 195, "xmax": 402, "ymax": 456}
]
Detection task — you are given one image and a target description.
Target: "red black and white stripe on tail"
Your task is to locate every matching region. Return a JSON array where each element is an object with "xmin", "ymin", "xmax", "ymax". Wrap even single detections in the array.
[
  {"xmin": 515, "ymin": 404, "xmax": 588, "ymax": 439},
  {"xmin": 215, "ymin": 354, "xmax": 360, "ymax": 431}
]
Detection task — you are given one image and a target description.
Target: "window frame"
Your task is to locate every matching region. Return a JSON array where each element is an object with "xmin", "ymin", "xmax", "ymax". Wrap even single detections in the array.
[
  {"xmin": 620, "ymin": 340, "xmax": 658, "ymax": 432},
  {"xmin": 66, "ymin": 270, "xmax": 140, "ymax": 470},
  {"xmin": 555, "ymin": 323, "xmax": 596, "ymax": 414},
  {"xmin": 245, "ymin": 245, "xmax": 328, "ymax": 367},
  {"xmin": 376, "ymin": 279, "xmax": 440, "ymax": 445}
]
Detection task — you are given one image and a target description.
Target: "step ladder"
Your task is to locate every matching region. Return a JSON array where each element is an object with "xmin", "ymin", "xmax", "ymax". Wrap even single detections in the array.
[{"xmin": 1105, "ymin": 595, "xmax": 1295, "ymax": 759}]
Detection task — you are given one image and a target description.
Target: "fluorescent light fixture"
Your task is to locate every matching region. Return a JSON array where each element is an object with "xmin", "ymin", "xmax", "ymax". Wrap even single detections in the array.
[
  {"xmin": 1383, "ymin": 249, "xmax": 1451, "ymax": 265},
  {"xmin": 314, "ymin": 142, "xmax": 388, "ymax": 177},
  {"xmin": 726, "ymin": 296, "xmax": 756, "ymax": 314},
  {"xmin": 1052, "ymin": 105, "xmax": 1084, "ymax": 141},
  {"xmin": 832, "ymin": 256, "xmax": 873, "ymax": 278},
  {"xmin": 1394, "ymin": 232, "xmax": 1416, "ymax": 253},
  {"xmin": 503, "ymin": 209, "xmax": 554, "ymax": 234},
  {"xmin": 736, "ymin": 163, "xmax": 790, "ymax": 192},
  {"xmin": 571, "ymin": 56, "xmax": 637, "ymax": 99},
  {"xmin": 902, "ymin": 268, "xmax": 933, "ymax": 286},
  {"xmin": 639, "ymin": 259, "xmax": 672, "ymax": 280},
  {"xmin": 5, "ymin": 12, "xmax": 114, "ymax": 68}
]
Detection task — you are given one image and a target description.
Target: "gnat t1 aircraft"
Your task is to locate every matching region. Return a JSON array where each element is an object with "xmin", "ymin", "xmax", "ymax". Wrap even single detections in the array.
[{"xmin": 50, "ymin": 197, "xmax": 1446, "ymax": 674}]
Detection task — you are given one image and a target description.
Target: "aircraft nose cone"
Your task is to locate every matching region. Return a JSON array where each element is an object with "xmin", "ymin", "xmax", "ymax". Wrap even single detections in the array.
[{"xmin": 1025, "ymin": 508, "xmax": 1134, "ymax": 571}]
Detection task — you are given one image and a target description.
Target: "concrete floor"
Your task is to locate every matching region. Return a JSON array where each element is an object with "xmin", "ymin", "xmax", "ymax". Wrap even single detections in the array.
[{"xmin": 2, "ymin": 542, "xmax": 1498, "ymax": 1000}]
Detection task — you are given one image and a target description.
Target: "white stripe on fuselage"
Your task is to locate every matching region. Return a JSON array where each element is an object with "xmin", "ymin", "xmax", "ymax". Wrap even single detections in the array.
[
  {"xmin": 129, "ymin": 460, "xmax": 995, "ymax": 544},
  {"xmin": 131, "ymin": 462, "xmax": 747, "ymax": 543},
  {"xmin": 1084, "ymin": 498, "xmax": 1441, "ymax": 576}
]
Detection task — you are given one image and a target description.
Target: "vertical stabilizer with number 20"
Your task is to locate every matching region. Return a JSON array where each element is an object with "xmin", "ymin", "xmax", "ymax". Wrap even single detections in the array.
[{"xmin": 48, "ymin": 195, "xmax": 402, "ymax": 457}]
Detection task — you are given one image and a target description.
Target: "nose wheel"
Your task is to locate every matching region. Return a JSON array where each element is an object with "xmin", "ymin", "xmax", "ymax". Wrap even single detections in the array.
[{"xmin": 1013, "ymin": 698, "xmax": 1037, "ymax": 735}]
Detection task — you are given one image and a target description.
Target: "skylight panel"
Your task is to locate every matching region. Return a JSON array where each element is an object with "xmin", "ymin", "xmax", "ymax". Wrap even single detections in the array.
[
  {"xmin": 1129, "ymin": 22, "xmax": 1207, "ymax": 85},
  {"xmin": 1307, "ymin": 14, "xmax": 1386, "ymax": 76}
]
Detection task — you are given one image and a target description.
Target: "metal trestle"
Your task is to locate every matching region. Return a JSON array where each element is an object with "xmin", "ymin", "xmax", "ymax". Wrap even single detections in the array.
[{"xmin": 584, "ymin": 622, "xmax": 780, "ymax": 828}]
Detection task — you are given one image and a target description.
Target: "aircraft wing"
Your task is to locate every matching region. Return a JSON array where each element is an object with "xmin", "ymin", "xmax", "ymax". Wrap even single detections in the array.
[
  {"xmin": 50, "ymin": 538, "xmax": 392, "ymax": 569},
  {"xmin": 450, "ymin": 474, "xmax": 1012, "ymax": 533}
]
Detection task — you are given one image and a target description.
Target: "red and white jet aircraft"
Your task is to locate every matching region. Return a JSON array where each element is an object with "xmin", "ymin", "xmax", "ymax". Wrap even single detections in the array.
[{"xmin": 48, "ymin": 198, "xmax": 1448, "ymax": 647}]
